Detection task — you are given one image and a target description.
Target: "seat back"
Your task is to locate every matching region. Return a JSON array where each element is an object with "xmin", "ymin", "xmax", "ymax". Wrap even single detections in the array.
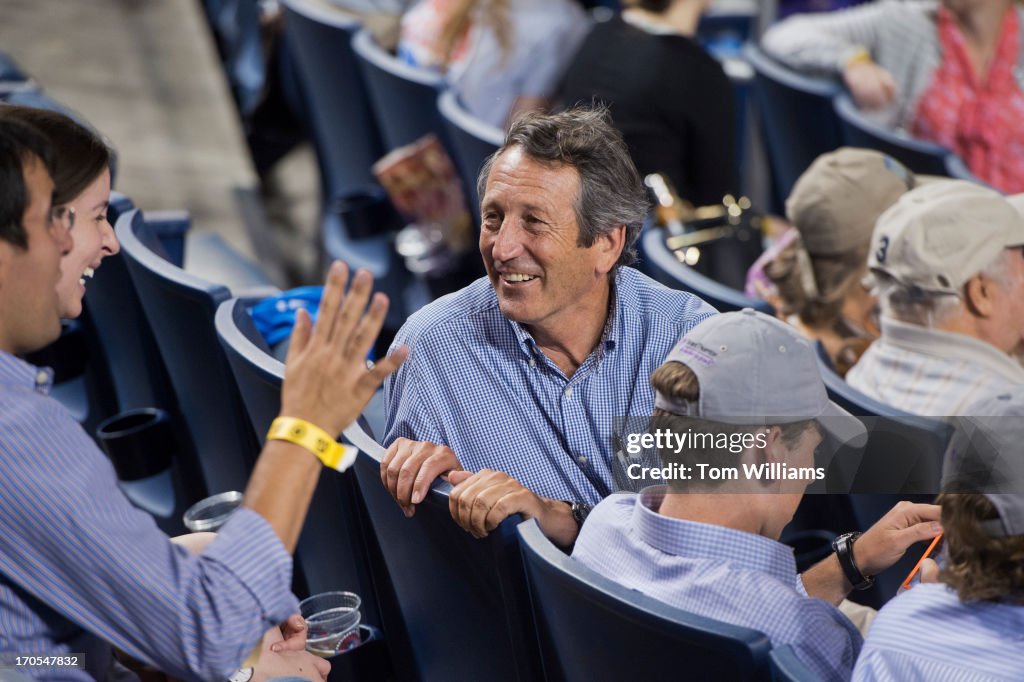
[
  {"xmin": 769, "ymin": 645, "xmax": 817, "ymax": 682},
  {"xmin": 437, "ymin": 89, "xmax": 503, "ymax": 210},
  {"xmin": 518, "ymin": 519, "xmax": 772, "ymax": 682},
  {"xmin": 116, "ymin": 209, "xmax": 258, "ymax": 495},
  {"xmin": 351, "ymin": 28, "xmax": 447, "ymax": 151},
  {"xmin": 352, "ymin": 443, "xmax": 541, "ymax": 682},
  {"xmin": 639, "ymin": 227, "xmax": 773, "ymax": 313},
  {"xmin": 214, "ymin": 297, "xmax": 384, "ymax": 604},
  {"xmin": 833, "ymin": 93, "xmax": 953, "ymax": 176},
  {"xmin": 744, "ymin": 43, "xmax": 842, "ymax": 207},
  {"xmin": 817, "ymin": 358, "xmax": 951, "ymax": 604},
  {"xmin": 280, "ymin": 0, "xmax": 384, "ymax": 199}
]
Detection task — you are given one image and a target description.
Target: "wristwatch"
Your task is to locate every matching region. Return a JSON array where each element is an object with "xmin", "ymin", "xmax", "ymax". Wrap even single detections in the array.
[
  {"xmin": 569, "ymin": 501, "xmax": 592, "ymax": 529},
  {"xmin": 832, "ymin": 532, "xmax": 874, "ymax": 591},
  {"xmin": 228, "ymin": 668, "xmax": 253, "ymax": 682}
]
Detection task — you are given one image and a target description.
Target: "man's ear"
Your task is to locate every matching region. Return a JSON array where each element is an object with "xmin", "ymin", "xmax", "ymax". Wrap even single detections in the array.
[
  {"xmin": 761, "ymin": 426, "xmax": 786, "ymax": 465},
  {"xmin": 594, "ymin": 224, "xmax": 626, "ymax": 275},
  {"xmin": 964, "ymin": 274, "xmax": 996, "ymax": 318}
]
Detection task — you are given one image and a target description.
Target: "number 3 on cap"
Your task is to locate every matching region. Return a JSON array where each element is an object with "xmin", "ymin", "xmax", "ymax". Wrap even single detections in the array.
[{"xmin": 875, "ymin": 236, "xmax": 890, "ymax": 263}]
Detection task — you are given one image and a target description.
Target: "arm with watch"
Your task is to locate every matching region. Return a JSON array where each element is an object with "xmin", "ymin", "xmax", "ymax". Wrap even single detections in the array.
[{"xmin": 800, "ymin": 501, "xmax": 942, "ymax": 605}]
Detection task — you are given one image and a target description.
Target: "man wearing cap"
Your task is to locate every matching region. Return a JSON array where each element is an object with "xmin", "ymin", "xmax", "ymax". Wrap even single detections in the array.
[
  {"xmin": 574, "ymin": 310, "xmax": 942, "ymax": 682},
  {"xmin": 853, "ymin": 388, "xmax": 1024, "ymax": 681},
  {"xmin": 748, "ymin": 147, "xmax": 915, "ymax": 376},
  {"xmin": 380, "ymin": 108, "xmax": 715, "ymax": 547},
  {"xmin": 847, "ymin": 179, "xmax": 1024, "ymax": 415}
]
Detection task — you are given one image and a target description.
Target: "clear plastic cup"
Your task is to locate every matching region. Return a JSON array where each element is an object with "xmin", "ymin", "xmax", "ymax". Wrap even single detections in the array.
[
  {"xmin": 182, "ymin": 491, "xmax": 243, "ymax": 532},
  {"xmin": 300, "ymin": 591, "xmax": 362, "ymax": 657}
]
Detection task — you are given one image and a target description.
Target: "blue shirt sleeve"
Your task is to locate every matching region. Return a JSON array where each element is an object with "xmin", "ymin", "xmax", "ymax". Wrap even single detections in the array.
[{"xmin": 0, "ymin": 393, "xmax": 298, "ymax": 681}]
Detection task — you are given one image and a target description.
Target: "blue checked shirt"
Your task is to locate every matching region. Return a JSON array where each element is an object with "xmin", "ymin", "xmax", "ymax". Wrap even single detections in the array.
[
  {"xmin": 854, "ymin": 582, "xmax": 1024, "ymax": 681},
  {"xmin": 573, "ymin": 488, "xmax": 863, "ymax": 681},
  {"xmin": 0, "ymin": 351, "xmax": 298, "ymax": 682},
  {"xmin": 383, "ymin": 267, "xmax": 716, "ymax": 504}
]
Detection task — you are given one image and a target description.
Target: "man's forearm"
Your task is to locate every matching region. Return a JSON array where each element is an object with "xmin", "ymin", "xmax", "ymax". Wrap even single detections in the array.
[
  {"xmin": 539, "ymin": 499, "xmax": 581, "ymax": 550},
  {"xmin": 800, "ymin": 554, "xmax": 850, "ymax": 606},
  {"xmin": 243, "ymin": 441, "xmax": 324, "ymax": 553}
]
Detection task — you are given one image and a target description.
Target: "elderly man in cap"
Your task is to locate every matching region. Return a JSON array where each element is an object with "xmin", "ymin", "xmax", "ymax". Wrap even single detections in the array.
[
  {"xmin": 854, "ymin": 388, "xmax": 1024, "ymax": 680},
  {"xmin": 847, "ymin": 180, "xmax": 1024, "ymax": 415},
  {"xmin": 573, "ymin": 310, "xmax": 941, "ymax": 682}
]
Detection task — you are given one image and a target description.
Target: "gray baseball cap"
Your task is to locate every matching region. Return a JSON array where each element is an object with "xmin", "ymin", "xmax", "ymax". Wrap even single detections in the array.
[
  {"xmin": 943, "ymin": 389, "xmax": 1024, "ymax": 537},
  {"xmin": 869, "ymin": 180, "xmax": 1024, "ymax": 294},
  {"xmin": 654, "ymin": 309, "xmax": 866, "ymax": 447},
  {"xmin": 787, "ymin": 148, "xmax": 915, "ymax": 256}
]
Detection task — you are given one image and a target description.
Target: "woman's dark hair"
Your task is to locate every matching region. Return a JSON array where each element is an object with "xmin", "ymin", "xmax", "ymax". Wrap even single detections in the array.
[
  {"xmin": 636, "ymin": 0, "xmax": 672, "ymax": 12},
  {"xmin": 764, "ymin": 236, "xmax": 868, "ymax": 328},
  {"xmin": 937, "ymin": 492, "xmax": 1024, "ymax": 605},
  {"xmin": 0, "ymin": 105, "xmax": 110, "ymax": 206}
]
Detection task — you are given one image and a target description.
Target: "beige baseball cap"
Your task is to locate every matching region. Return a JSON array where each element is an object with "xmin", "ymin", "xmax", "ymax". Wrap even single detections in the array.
[
  {"xmin": 786, "ymin": 147, "xmax": 916, "ymax": 256},
  {"xmin": 869, "ymin": 180, "xmax": 1024, "ymax": 295}
]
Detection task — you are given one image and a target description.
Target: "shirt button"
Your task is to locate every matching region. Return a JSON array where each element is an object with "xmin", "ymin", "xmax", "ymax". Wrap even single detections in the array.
[
  {"xmin": 577, "ymin": 455, "xmax": 588, "ymax": 465},
  {"xmin": 35, "ymin": 370, "xmax": 48, "ymax": 386},
  {"xmin": 564, "ymin": 386, "xmax": 574, "ymax": 398},
  {"xmin": 528, "ymin": 359, "xmax": 536, "ymax": 368}
]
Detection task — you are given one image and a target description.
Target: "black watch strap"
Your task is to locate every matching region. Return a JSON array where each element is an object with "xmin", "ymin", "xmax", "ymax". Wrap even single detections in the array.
[{"xmin": 832, "ymin": 532, "xmax": 874, "ymax": 591}]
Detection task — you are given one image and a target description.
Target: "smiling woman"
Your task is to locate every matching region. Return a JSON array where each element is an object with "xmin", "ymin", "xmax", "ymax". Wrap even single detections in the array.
[{"xmin": 0, "ymin": 106, "xmax": 117, "ymax": 320}]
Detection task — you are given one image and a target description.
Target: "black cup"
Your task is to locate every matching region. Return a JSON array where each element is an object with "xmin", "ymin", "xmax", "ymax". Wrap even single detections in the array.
[
  {"xmin": 96, "ymin": 408, "xmax": 176, "ymax": 481},
  {"xmin": 333, "ymin": 187, "xmax": 403, "ymax": 240}
]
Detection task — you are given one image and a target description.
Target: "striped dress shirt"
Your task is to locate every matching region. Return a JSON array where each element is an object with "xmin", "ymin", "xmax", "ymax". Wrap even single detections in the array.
[
  {"xmin": 0, "ymin": 352, "xmax": 297, "ymax": 681},
  {"xmin": 573, "ymin": 488, "xmax": 863, "ymax": 682},
  {"xmin": 854, "ymin": 582, "xmax": 1024, "ymax": 681},
  {"xmin": 383, "ymin": 267, "xmax": 716, "ymax": 504},
  {"xmin": 846, "ymin": 317, "xmax": 1024, "ymax": 417}
]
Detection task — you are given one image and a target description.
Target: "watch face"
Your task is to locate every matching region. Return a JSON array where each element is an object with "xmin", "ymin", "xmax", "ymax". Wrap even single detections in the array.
[{"xmin": 229, "ymin": 667, "xmax": 254, "ymax": 682}]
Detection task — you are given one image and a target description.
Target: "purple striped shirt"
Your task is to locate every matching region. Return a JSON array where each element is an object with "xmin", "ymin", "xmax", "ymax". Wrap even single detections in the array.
[{"xmin": 0, "ymin": 351, "xmax": 297, "ymax": 681}]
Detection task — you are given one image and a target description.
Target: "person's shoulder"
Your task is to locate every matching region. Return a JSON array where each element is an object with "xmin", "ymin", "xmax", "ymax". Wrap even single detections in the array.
[
  {"xmin": 393, "ymin": 277, "xmax": 500, "ymax": 348},
  {"xmin": 616, "ymin": 267, "xmax": 717, "ymax": 324}
]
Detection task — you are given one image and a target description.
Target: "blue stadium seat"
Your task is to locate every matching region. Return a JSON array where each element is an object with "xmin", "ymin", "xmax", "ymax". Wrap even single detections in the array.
[
  {"xmin": 744, "ymin": 43, "xmax": 843, "ymax": 209},
  {"xmin": 351, "ymin": 435, "xmax": 542, "ymax": 682},
  {"xmin": 437, "ymin": 89, "xmax": 503, "ymax": 211},
  {"xmin": 833, "ymin": 93, "xmax": 964, "ymax": 177},
  {"xmin": 350, "ymin": 28, "xmax": 447, "ymax": 152},
  {"xmin": 770, "ymin": 645, "xmax": 817, "ymax": 682},
  {"xmin": 116, "ymin": 208, "xmax": 269, "ymax": 496},
  {"xmin": 280, "ymin": 0, "xmax": 384, "ymax": 199},
  {"xmin": 816, "ymin": 357, "xmax": 951, "ymax": 605},
  {"xmin": 517, "ymin": 519, "xmax": 773, "ymax": 682},
  {"xmin": 214, "ymin": 297, "xmax": 385, "ymax": 605},
  {"xmin": 639, "ymin": 226, "xmax": 773, "ymax": 313}
]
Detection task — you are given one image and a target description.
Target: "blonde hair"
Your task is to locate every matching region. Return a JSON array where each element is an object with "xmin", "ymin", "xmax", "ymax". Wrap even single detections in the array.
[{"xmin": 438, "ymin": 0, "xmax": 511, "ymax": 68}]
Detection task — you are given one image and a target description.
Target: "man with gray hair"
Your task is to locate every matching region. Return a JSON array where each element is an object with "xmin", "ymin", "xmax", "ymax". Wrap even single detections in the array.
[
  {"xmin": 847, "ymin": 180, "xmax": 1024, "ymax": 415},
  {"xmin": 380, "ymin": 107, "xmax": 715, "ymax": 546}
]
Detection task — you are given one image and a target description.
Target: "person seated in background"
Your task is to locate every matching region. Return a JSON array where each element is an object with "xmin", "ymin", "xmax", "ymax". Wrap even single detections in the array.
[
  {"xmin": 397, "ymin": 0, "xmax": 588, "ymax": 129},
  {"xmin": 555, "ymin": 0, "xmax": 738, "ymax": 207},
  {"xmin": 846, "ymin": 179, "xmax": 1024, "ymax": 415},
  {"xmin": 573, "ymin": 310, "xmax": 942, "ymax": 681},
  {"xmin": 853, "ymin": 388, "xmax": 1024, "ymax": 681},
  {"xmin": 761, "ymin": 0, "xmax": 1024, "ymax": 193},
  {"xmin": 750, "ymin": 148, "xmax": 915, "ymax": 376},
  {"xmin": 0, "ymin": 112, "xmax": 407, "ymax": 681},
  {"xmin": 381, "ymin": 108, "xmax": 716, "ymax": 547}
]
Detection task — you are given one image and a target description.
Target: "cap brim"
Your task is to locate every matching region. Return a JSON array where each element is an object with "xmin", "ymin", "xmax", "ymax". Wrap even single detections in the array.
[{"xmin": 817, "ymin": 400, "xmax": 868, "ymax": 449}]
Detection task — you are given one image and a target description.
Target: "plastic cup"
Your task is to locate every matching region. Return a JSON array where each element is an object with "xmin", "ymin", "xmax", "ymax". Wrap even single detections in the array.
[
  {"xmin": 182, "ymin": 491, "xmax": 243, "ymax": 532},
  {"xmin": 300, "ymin": 591, "xmax": 362, "ymax": 657}
]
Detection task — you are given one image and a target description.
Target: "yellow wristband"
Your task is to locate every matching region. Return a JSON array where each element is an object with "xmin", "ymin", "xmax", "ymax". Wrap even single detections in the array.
[
  {"xmin": 267, "ymin": 417, "xmax": 359, "ymax": 472},
  {"xmin": 845, "ymin": 48, "xmax": 873, "ymax": 69}
]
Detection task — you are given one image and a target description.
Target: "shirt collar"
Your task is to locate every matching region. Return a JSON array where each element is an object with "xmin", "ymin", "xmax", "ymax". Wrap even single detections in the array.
[
  {"xmin": 880, "ymin": 316, "xmax": 1024, "ymax": 381},
  {"xmin": 0, "ymin": 350, "xmax": 53, "ymax": 394},
  {"xmin": 633, "ymin": 486, "xmax": 799, "ymax": 585},
  {"xmin": 505, "ymin": 269, "xmax": 625, "ymax": 361}
]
